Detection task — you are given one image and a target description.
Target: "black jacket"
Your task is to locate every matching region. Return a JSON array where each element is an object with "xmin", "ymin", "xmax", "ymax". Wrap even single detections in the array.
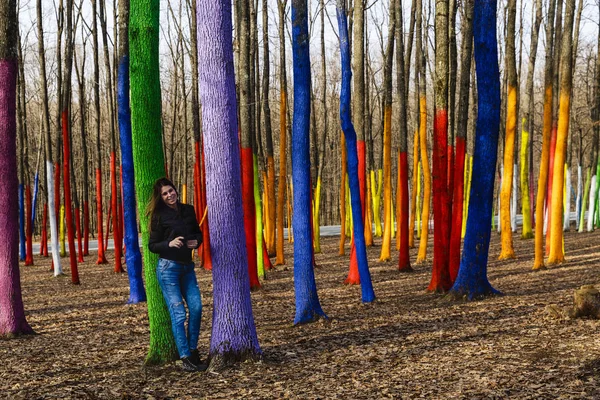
[{"xmin": 148, "ymin": 203, "xmax": 203, "ymax": 263}]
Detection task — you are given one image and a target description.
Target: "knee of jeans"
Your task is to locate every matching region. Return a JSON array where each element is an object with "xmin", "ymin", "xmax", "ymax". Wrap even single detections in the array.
[
  {"xmin": 170, "ymin": 302, "xmax": 187, "ymax": 324},
  {"xmin": 188, "ymin": 299, "xmax": 202, "ymax": 316}
]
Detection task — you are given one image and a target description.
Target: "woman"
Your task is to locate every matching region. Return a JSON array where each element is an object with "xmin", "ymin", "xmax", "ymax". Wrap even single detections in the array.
[{"xmin": 148, "ymin": 177, "xmax": 207, "ymax": 372}]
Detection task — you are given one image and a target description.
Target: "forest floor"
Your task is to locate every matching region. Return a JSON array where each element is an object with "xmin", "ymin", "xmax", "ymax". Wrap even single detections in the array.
[{"xmin": 2, "ymin": 230, "xmax": 600, "ymax": 399}]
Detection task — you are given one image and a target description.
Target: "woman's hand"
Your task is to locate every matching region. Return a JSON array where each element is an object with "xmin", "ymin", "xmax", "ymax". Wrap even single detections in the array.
[
  {"xmin": 186, "ymin": 239, "xmax": 198, "ymax": 249},
  {"xmin": 169, "ymin": 236, "xmax": 185, "ymax": 248}
]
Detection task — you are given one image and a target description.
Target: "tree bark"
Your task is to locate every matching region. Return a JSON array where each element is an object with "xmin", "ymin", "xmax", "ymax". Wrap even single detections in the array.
[
  {"xmin": 0, "ymin": 0, "xmax": 34, "ymax": 336},
  {"xmin": 547, "ymin": 0, "xmax": 576, "ymax": 265},
  {"xmin": 275, "ymin": 0, "xmax": 288, "ymax": 265},
  {"xmin": 533, "ymin": 0, "xmax": 557, "ymax": 270},
  {"xmin": 429, "ymin": 0, "xmax": 452, "ymax": 292},
  {"xmin": 130, "ymin": 0, "xmax": 177, "ymax": 364},
  {"xmin": 498, "ymin": 0, "xmax": 517, "ymax": 260},
  {"xmin": 448, "ymin": 0, "xmax": 501, "ymax": 301},
  {"xmin": 196, "ymin": 0, "xmax": 262, "ymax": 368}
]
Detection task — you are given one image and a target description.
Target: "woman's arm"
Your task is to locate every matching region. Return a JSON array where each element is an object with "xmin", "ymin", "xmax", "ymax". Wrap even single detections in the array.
[{"xmin": 148, "ymin": 215, "xmax": 171, "ymax": 253}]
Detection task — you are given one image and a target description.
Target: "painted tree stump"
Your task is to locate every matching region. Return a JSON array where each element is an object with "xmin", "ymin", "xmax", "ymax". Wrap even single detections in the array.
[{"xmin": 570, "ymin": 285, "xmax": 600, "ymax": 319}]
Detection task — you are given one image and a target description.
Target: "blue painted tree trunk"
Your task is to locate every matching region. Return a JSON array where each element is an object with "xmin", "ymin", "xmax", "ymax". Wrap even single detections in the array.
[
  {"xmin": 196, "ymin": 0, "xmax": 261, "ymax": 366},
  {"xmin": 448, "ymin": 0, "xmax": 502, "ymax": 300},
  {"xmin": 291, "ymin": 0, "xmax": 328, "ymax": 324},
  {"xmin": 336, "ymin": 0, "xmax": 375, "ymax": 303},
  {"xmin": 19, "ymin": 183, "xmax": 25, "ymax": 261},
  {"xmin": 118, "ymin": 52, "xmax": 146, "ymax": 304}
]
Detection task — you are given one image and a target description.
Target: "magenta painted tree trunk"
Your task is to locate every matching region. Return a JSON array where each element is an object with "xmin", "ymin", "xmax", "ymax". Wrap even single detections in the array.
[
  {"xmin": 0, "ymin": 0, "xmax": 34, "ymax": 336},
  {"xmin": 196, "ymin": 0, "xmax": 261, "ymax": 368}
]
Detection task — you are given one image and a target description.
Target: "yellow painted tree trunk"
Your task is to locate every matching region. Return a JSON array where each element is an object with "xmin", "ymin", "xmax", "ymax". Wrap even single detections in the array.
[
  {"xmin": 181, "ymin": 184, "xmax": 187, "ymax": 204},
  {"xmin": 520, "ymin": 124, "xmax": 533, "ymax": 239},
  {"xmin": 364, "ymin": 173, "xmax": 373, "ymax": 246},
  {"xmin": 312, "ymin": 176, "xmax": 322, "ymax": 253},
  {"xmin": 409, "ymin": 130, "xmax": 419, "ymax": 247},
  {"xmin": 339, "ymin": 132, "xmax": 347, "ymax": 255},
  {"xmin": 371, "ymin": 169, "xmax": 383, "ymax": 237},
  {"xmin": 462, "ymin": 155, "xmax": 473, "ymax": 238},
  {"xmin": 380, "ymin": 106, "xmax": 393, "ymax": 261},
  {"xmin": 499, "ymin": 0, "xmax": 518, "ymax": 259},
  {"xmin": 499, "ymin": 86, "xmax": 517, "ymax": 259},
  {"xmin": 416, "ymin": 95, "xmax": 431, "ymax": 264}
]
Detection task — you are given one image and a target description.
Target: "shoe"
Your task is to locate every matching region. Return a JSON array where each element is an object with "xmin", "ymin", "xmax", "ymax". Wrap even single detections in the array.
[
  {"xmin": 181, "ymin": 357, "xmax": 201, "ymax": 372},
  {"xmin": 190, "ymin": 349, "xmax": 200, "ymax": 365},
  {"xmin": 190, "ymin": 349, "xmax": 208, "ymax": 372}
]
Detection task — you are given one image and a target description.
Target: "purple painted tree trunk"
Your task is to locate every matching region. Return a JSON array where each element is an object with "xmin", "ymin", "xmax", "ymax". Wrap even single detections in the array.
[
  {"xmin": 0, "ymin": 0, "xmax": 34, "ymax": 336},
  {"xmin": 196, "ymin": 0, "xmax": 261, "ymax": 369}
]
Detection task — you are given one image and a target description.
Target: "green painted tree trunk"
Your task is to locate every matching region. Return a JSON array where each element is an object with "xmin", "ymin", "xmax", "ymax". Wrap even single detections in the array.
[{"xmin": 129, "ymin": 0, "xmax": 177, "ymax": 365}]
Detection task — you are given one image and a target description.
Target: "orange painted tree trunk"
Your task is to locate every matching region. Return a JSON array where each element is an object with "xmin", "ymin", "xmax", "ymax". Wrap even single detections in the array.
[
  {"xmin": 548, "ymin": 0, "xmax": 576, "ymax": 265},
  {"xmin": 92, "ymin": 0, "xmax": 107, "ymax": 265},
  {"xmin": 533, "ymin": 0, "xmax": 556, "ymax": 270},
  {"xmin": 262, "ymin": 0, "xmax": 276, "ymax": 255}
]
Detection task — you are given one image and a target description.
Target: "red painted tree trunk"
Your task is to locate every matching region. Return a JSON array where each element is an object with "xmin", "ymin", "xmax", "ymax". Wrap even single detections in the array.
[
  {"xmin": 119, "ymin": 166, "xmax": 124, "ymax": 254},
  {"xmin": 447, "ymin": 144, "xmax": 455, "ymax": 197},
  {"xmin": 110, "ymin": 151, "xmax": 123, "ymax": 273},
  {"xmin": 200, "ymin": 144, "xmax": 212, "ymax": 270},
  {"xmin": 194, "ymin": 141, "xmax": 202, "ymax": 222},
  {"xmin": 24, "ymin": 185, "xmax": 33, "ymax": 265},
  {"xmin": 41, "ymin": 203, "xmax": 48, "ymax": 256},
  {"xmin": 398, "ymin": 151, "xmax": 412, "ymax": 271},
  {"xmin": 104, "ymin": 201, "xmax": 111, "ymax": 254},
  {"xmin": 449, "ymin": 136, "xmax": 466, "ymax": 282},
  {"xmin": 83, "ymin": 200, "xmax": 89, "ymax": 255},
  {"xmin": 96, "ymin": 168, "xmax": 108, "ymax": 264},
  {"xmin": 54, "ymin": 162, "xmax": 60, "ymax": 228},
  {"xmin": 241, "ymin": 147, "xmax": 260, "ymax": 290},
  {"xmin": 74, "ymin": 206, "xmax": 84, "ymax": 262},
  {"xmin": 193, "ymin": 161, "xmax": 201, "ymax": 261},
  {"xmin": 429, "ymin": 109, "xmax": 452, "ymax": 292},
  {"xmin": 62, "ymin": 110, "xmax": 79, "ymax": 284},
  {"xmin": 262, "ymin": 236, "xmax": 273, "ymax": 270}
]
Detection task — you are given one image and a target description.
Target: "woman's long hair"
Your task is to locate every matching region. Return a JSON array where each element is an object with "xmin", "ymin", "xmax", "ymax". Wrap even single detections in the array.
[{"xmin": 146, "ymin": 177, "xmax": 178, "ymax": 229}]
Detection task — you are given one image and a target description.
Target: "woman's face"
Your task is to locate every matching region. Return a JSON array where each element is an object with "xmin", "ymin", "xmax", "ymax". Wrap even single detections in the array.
[{"xmin": 160, "ymin": 185, "xmax": 178, "ymax": 209}]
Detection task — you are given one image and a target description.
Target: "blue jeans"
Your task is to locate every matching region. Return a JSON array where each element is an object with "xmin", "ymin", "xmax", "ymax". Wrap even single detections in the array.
[{"xmin": 156, "ymin": 258, "xmax": 202, "ymax": 359}]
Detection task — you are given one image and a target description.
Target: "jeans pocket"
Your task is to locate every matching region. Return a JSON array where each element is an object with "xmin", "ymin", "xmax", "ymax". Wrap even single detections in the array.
[{"xmin": 157, "ymin": 258, "xmax": 171, "ymax": 273}]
